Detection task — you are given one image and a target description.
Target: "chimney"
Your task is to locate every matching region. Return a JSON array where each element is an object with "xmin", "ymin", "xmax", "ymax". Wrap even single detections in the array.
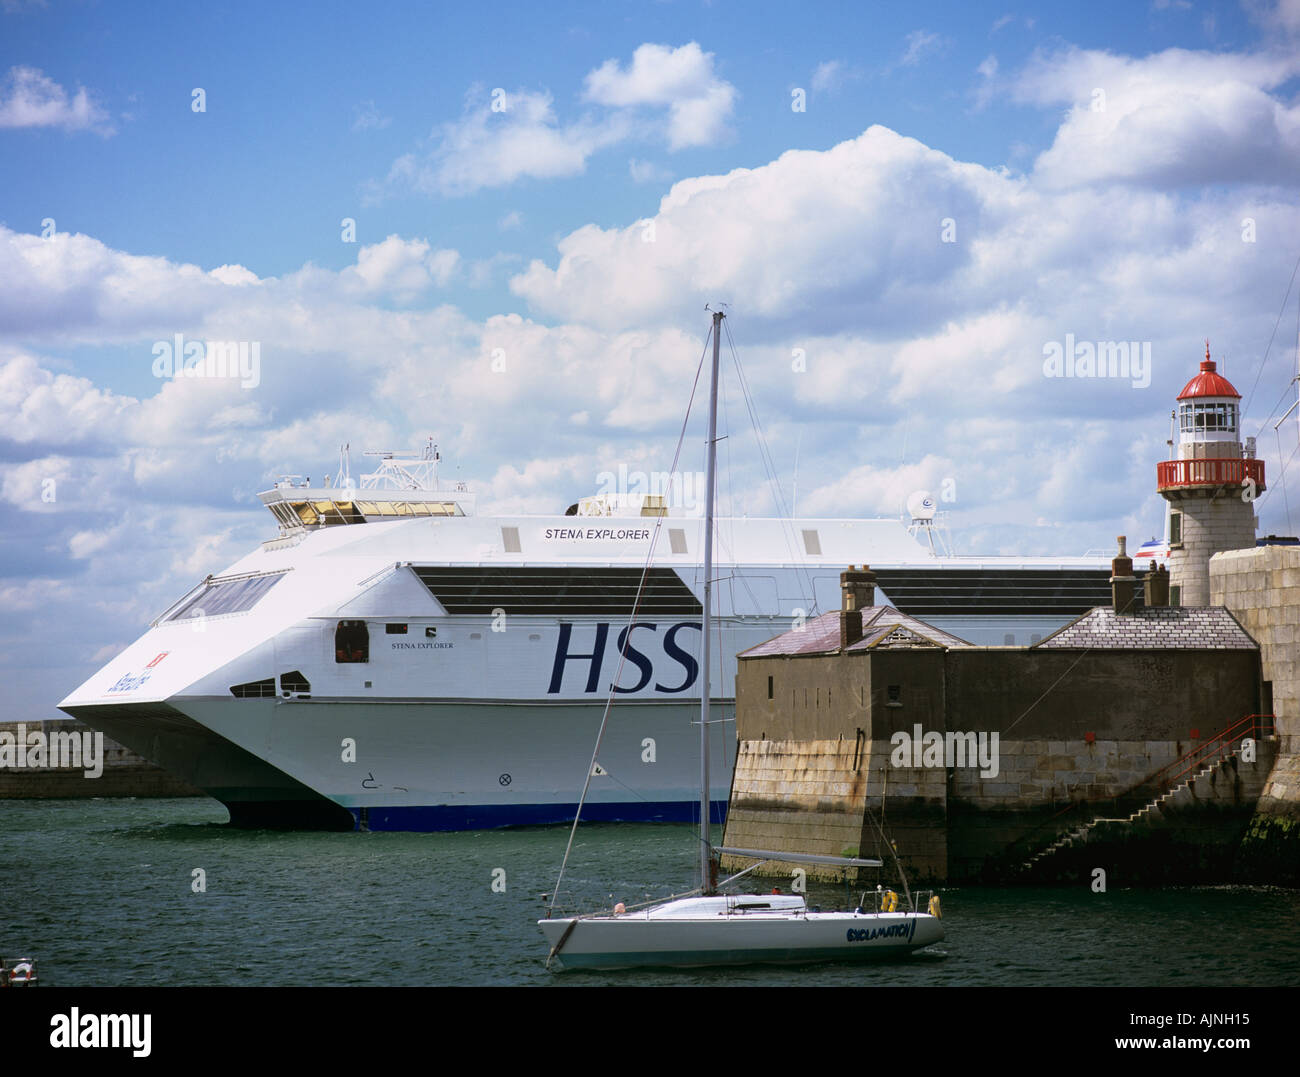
[
  {"xmin": 1144, "ymin": 561, "xmax": 1170, "ymax": 608},
  {"xmin": 1110, "ymin": 536, "xmax": 1137, "ymax": 614},
  {"xmin": 839, "ymin": 565, "xmax": 876, "ymax": 649}
]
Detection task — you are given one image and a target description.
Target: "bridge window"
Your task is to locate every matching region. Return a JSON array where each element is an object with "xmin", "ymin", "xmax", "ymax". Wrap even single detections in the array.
[
  {"xmin": 335, "ymin": 620, "xmax": 369, "ymax": 663},
  {"xmin": 385, "ymin": 623, "xmax": 408, "ymax": 634},
  {"xmin": 167, "ymin": 572, "xmax": 287, "ymax": 622}
]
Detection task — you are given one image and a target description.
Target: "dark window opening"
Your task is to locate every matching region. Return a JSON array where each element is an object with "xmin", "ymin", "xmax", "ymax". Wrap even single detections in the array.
[
  {"xmin": 413, "ymin": 566, "xmax": 700, "ymax": 616},
  {"xmin": 230, "ymin": 677, "xmax": 275, "ymax": 698},
  {"xmin": 767, "ymin": 675, "xmax": 773, "ymax": 700},
  {"xmin": 280, "ymin": 670, "xmax": 311, "ymax": 695},
  {"xmin": 335, "ymin": 620, "xmax": 369, "ymax": 663},
  {"xmin": 887, "ymin": 685, "xmax": 902, "ymax": 704},
  {"xmin": 385, "ymin": 623, "xmax": 408, "ymax": 634}
]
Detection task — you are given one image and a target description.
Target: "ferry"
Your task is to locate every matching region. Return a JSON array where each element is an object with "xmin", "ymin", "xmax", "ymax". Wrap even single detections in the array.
[{"xmin": 59, "ymin": 442, "xmax": 1129, "ymax": 830}]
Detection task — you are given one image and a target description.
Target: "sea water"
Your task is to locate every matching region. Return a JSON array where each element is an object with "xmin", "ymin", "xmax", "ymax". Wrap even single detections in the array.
[{"xmin": 3, "ymin": 797, "xmax": 1298, "ymax": 987}]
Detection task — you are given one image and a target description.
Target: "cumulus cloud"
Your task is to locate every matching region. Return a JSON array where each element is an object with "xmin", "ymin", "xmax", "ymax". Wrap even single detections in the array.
[
  {"xmin": 379, "ymin": 88, "xmax": 626, "ymax": 198},
  {"xmin": 375, "ymin": 43, "xmax": 737, "ymax": 199},
  {"xmin": 1015, "ymin": 46, "xmax": 1300, "ymax": 188},
  {"xmin": 583, "ymin": 41, "xmax": 736, "ymax": 149},
  {"xmin": 342, "ymin": 235, "xmax": 460, "ymax": 298},
  {"xmin": 0, "ymin": 65, "xmax": 113, "ymax": 134}
]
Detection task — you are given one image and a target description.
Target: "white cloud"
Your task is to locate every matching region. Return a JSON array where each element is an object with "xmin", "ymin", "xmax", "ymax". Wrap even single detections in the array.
[
  {"xmin": 811, "ymin": 60, "xmax": 860, "ymax": 96},
  {"xmin": 343, "ymin": 235, "xmax": 460, "ymax": 297},
  {"xmin": 0, "ymin": 65, "xmax": 113, "ymax": 134},
  {"xmin": 498, "ymin": 210, "xmax": 523, "ymax": 231},
  {"xmin": 380, "ymin": 88, "xmax": 626, "ymax": 198},
  {"xmin": 583, "ymin": 41, "xmax": 736, "ymax": 149},
  {"xmin": 1015, "ymin": 46, "xmax": 1300, "ymax": 188},
  {"xmin": 900, "ymin": 30, "xmax": 944, "ymax": 67}
]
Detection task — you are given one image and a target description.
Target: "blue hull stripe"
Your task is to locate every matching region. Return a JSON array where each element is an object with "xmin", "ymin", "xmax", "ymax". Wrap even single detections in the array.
[{"xmin": 351, "ymin": 799, "xmax": 728, "ymax": 832}]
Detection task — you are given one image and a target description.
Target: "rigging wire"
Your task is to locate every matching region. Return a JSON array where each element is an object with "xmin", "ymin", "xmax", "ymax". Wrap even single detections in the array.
[
  {"xmin": 545, "ymin": 325, "xmax": 711, "ymax": 918},
  {"xmin": 722, "ymin": 318, "xmax": 820, "ymax": 615},
  {"xmin": 1241, "ymin": 249, "xmax": 1300, "ymax": 429}
]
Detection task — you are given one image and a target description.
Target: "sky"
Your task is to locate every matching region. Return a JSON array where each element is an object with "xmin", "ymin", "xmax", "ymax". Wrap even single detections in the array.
[{"xmin": 2, "ymin": 0, "xmax": 1300, "ymax": 719}]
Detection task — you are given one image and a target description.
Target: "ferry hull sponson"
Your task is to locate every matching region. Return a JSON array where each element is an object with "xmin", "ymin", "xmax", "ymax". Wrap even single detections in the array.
[{"xmin": 58, "ymin": 700, "xmax": 354, "ymax": 829}]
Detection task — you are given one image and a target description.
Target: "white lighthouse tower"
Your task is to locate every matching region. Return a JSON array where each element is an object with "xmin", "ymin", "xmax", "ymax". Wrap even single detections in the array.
[{"xmin": 1156, "ymin": 342, "xmax": 1265, "ymax": 605}]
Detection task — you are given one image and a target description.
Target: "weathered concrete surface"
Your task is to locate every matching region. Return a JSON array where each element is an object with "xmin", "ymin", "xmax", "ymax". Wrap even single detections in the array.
[
  {"xmin": 1212, "ymin": 545, "xmax": 1300, "ymax": 884},
  {"xmin": 0, "ymin": 719, "xmax": 203, "ymax": 799},
  {"xmin": 723, "ymin": 632, "xmax": 1271, "ymax": 884}
]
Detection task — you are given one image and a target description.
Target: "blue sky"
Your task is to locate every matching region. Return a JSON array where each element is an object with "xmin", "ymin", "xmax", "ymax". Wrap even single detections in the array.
[{"xmin": 3, "ymin": 0, "xmax": 1300, "ymax": 718}]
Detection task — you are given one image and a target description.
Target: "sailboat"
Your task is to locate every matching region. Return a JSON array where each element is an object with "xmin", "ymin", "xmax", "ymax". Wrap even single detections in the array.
[{"xmin": 538, "ymin": 310, "xmax": 945, "ymax": 970}]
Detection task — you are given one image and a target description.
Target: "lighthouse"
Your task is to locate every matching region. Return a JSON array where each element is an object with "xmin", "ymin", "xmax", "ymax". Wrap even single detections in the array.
[{"xmin": 1156, "ymin": 343, "xmax": 1265, "ymax": 605}]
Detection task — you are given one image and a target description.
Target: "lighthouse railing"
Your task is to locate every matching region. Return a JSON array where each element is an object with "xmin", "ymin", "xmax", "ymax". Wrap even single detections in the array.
[{"xmin": 1156, "ymin": 457, "xmax": 1265, "ymax": 490}]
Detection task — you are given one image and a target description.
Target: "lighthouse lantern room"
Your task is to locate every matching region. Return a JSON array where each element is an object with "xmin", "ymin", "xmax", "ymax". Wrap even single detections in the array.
[{"xmin": 1156, "ymin": 343, "xmax": 1265, "ymax": 605}]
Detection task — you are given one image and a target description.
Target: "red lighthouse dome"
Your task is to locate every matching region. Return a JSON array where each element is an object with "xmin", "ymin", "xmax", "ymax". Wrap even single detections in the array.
[{"xmin": 1178, "ymin": 342, "xmax": 1240, "ymax": 400}]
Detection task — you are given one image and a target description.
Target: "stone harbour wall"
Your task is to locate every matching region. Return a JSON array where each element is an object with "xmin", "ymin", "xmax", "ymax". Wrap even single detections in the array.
[{"xmin": 0, "ymin": 719, "xmax": 202, "ymax": 799}]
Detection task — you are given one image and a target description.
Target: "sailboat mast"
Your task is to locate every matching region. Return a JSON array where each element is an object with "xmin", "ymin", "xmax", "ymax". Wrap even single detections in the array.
[{"xmin": 700, "ymin": 309, "xmax": 723, "ymax": 894}]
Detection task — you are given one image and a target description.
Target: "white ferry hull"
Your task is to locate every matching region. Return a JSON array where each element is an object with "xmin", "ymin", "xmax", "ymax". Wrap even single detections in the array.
[{"xmin": 59, "ymin": 504, "xmax": 1122, "ymax": 830}]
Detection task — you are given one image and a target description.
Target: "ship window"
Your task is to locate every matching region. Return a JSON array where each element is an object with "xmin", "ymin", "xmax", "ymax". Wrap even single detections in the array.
[
  {"xmin": 279, "ymin": 670, "xmax": 311, "ymax": 694},
  {"xmin": 230, "ymin": 677, "xmax": 275, "ymax": 698},
  {"xmin": 669, "ymin": 528, "xmax": 687, "ymax": 554},
  {"xmin": 385, "ymin": 623, "xmax": 408, "ymax": 634},
  {"xmin": 168, "ymin": 572, "xmax": 287, "ymax": 622},
  {"xmin": 335, "ymin": 620, "xmax": 369, "ymax": 663},
  {"xmin": 501, "ymin": 526, "xmax": 521, "ymax": 553},
  {"xmin": 802, "ymin": 529, "xmax": 822, "ymax": 556}
]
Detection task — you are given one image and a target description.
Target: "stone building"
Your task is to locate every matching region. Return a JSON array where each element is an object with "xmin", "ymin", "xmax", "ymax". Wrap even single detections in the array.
[{"xmin": 721, "ymin": 558, "xmax": 1274, "ymax": 885}]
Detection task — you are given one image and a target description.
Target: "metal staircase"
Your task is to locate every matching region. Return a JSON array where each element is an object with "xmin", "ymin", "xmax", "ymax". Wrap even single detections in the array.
[{"xmin": 1017, "ymin": 714, "xmax": 1274, "ymax": 877}]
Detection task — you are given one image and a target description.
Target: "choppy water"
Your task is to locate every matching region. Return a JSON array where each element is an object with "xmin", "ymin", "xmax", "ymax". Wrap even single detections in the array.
[{"xmin": 4, "ymin": 797, "xmax": 1298, "ymax": 987}]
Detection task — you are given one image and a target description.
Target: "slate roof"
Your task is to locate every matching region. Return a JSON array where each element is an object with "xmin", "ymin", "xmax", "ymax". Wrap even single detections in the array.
[
  {"xmin": 739, "ymin": 606, "xmax": 972, "ymax": 658},
  {"xmin": 1033, "ymin": 606, "xmax": 1258, "ymax": 650}
]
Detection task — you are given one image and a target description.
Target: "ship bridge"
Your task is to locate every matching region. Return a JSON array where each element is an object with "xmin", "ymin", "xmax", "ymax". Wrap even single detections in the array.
[{"xmin": 259, "ymin": 440, "xmax": 474, "ymax": 532}]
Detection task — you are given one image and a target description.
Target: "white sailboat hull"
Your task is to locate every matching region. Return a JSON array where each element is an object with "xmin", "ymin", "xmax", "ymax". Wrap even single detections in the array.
[{"xmin": 538, "ymin": 902, "xmax": 944, "ymax": 970}]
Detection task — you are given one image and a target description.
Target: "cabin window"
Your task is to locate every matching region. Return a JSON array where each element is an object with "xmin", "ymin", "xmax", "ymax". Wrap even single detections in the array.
[
  {"xmin": 1003, "ymin": 633, "xmax": 1015, "ymax": 645},
  {"xmin": 279, "ymin": 671, "xmax": 311, "ymax": 696},
  {"xmin": 230, "ymin": 677, "xmax": 275, "ymax": 698},
  {"xmin": 335, "ymin": 620, "xmax": 369, "ymax": 663},
  {"xmin": 385, "ymin": 623, "xmax": 408, "ymax": 634}
]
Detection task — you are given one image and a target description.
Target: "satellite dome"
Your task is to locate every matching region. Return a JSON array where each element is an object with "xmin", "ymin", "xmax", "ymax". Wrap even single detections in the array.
[{"xmin": 907, "ymin": 490, "xmax": 937, "ymax": 520}]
